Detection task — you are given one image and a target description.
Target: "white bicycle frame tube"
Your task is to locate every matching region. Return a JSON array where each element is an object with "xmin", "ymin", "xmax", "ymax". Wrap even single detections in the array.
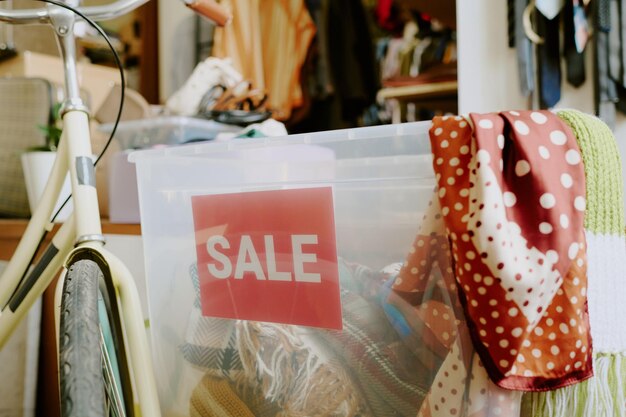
[
  {"xmin": 0, "ymin": 2, "xmax": 161, "ymax": 415},
  {"xmin": 100, "ymin": 245, "xmax": 161, "ymax": 417},
  {"xmin": 0, "ymin": 216, "xmax": 74, "ymax": 345},
  {"xmin": 0, "ymin": 131, "xmax": 69, "ymax": 308},
  {"xmin": 64, "ymin": 110, "xmax": 102, "ymax": 238}
]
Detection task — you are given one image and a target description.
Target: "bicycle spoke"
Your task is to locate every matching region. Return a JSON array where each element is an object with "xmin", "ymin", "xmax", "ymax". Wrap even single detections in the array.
[{"xmin": 101, "ymin": 329, "xmax": 126, "ymax": 417}]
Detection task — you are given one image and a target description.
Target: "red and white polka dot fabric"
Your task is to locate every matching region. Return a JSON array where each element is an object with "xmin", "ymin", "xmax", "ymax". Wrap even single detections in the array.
[
  {"xmin": 394, "ymin": 196, "xmax": 522, "ymax": 417},
  {"xmin": 393, "ymin": 111, "xmax": 592, "ymax": 395}
]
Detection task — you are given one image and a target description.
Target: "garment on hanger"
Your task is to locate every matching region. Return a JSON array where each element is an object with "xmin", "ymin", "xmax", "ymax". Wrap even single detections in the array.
[
  {"xmin": 537, "ymin": 12, "xmax": 562, "ymax": 108},
  {"xmin": 304, "ymin": 0, "xmax": 334, "ymax": 101},
  {"xmin": 381, "ymin": 38, "xmax": 406, "ymax": 80},
  {"xmin": 563, "ymin": 0, "xmax": 586, "ymax": 87},
  {"xmin": 508, "ymin": 0, "xmax": 516, "ymax": 48},
  {"xmin": 379, "ymin": 23, "xmax": 455, "ymax": 83},
  {"xmin": 213, "ymin": 0, "xmax": 316, "ymax": 121},
  {"xmin": 595, "ymin": 0, "xmax": 618, "ymax": 127},
  {"xmin": 535, "ymin": 0, "xmax": 566, "ymax": 19},
  {"xmin": 608, "ymin": 0, "xmax": 621, "ymax": 86},
  {"xmin": 375, "ymin": 0, "xmax": 403, "ymax": 34},
  {"xmin": 290, "ymin": 0, "xmax": 380, "ymax": 131},
  {"xmin": 515, "ymin": 0, "xmax": 535, "ymax": 96},
  {"xmin": 326, "ymin": 0, "xmax": 379, "ymax": 122}
]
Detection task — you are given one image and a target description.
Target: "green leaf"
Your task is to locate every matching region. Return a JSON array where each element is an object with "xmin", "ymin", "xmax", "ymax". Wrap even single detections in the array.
[{"xmin": 36, "ymin": 103, "xmax": 64, "ymax": 151}]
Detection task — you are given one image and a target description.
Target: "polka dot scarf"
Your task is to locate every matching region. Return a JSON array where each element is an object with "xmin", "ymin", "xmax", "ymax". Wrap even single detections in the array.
[{"xmin": 392, "ymin": 111, "xmax": 593, "ymax": 399}]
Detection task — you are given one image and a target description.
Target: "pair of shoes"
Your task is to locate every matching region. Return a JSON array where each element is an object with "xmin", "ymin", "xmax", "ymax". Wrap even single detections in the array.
[
  {"xmin": 198, "ymin": 80, "xmax": 268, "ymax": 113},
  {"xmin": 196, "ymin": 80, "xmax": 271, "ymax": 126},
  {"xmin": 199, "ymin": 109, "xmax": 272, "ymax": 126}
]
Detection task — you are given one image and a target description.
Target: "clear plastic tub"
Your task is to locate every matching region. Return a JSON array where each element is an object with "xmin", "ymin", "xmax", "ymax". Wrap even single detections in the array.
[
  {"xmin": 130, "ymin": 121, "xmax": 442, "ymax": 417},
  {"xmin": 100, "ymin": 116, "xmax": 240, "ymax": 150}
]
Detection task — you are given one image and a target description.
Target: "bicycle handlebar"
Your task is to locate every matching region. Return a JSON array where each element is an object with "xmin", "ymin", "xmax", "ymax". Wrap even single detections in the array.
[
  {"xmin": 0, "ymin": 7, "xmax": 49, "ymax": 25},
  {"xmin": 0, "ymin": 0, "xmax": 231, "ymax": 25}
]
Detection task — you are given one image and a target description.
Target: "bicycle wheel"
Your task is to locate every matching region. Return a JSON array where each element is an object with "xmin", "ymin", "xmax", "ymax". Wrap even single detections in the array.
[{"xmin": 59, "ymin": 259, "xmax": 133, "ymax": 417}]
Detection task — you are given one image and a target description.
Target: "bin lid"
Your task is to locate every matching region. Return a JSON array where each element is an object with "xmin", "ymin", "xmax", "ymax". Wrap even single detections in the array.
[
  {"xmin": 128, "ymin": 120, "xmax": 433, "ymax": 163},
  {"xmin": 99, "ymin": 116, "xmax": 241, "ymax": 150}
]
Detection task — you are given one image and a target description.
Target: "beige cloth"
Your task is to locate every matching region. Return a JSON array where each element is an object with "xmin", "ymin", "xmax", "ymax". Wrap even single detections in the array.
[{"xmin": 213, "ymin": 0, "xmax": 316, "ymax": 120}]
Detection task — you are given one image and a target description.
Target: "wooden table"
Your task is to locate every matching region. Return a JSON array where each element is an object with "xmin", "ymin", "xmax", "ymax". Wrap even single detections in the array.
[{"xmin": 0, "ymin": 218, "xmax": 141, "ymax": 261}]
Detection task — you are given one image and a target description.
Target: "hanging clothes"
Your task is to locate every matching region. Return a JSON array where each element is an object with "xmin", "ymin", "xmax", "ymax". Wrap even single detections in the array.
[
  {"xmin": 563, "ymin": 0, "xmax": 586, "ymax": 87},
  {"xmin": 514, "ymin": 0, "xmax": 535, "ymax": 97},
  {"xmin": 594, "ymin": 0, "xmax": 617, "ymax": 127},
  {"xmin": 213, "ymin": 0, "xmax": 316, "ymax": 121},
  {"xmin": 326, "ymin": 0, "xmax": 379, "ymax": 123},
  {"xmin": 303, "ymin": 0, "xmax": 334, "ymax": 101},
  {"xmin": 536, "ymin": 12, "xmax": 562, "ymax": 108},
  {"xmin": 289, "ymin": 0, "xmax": 379, "ymax": 132}
]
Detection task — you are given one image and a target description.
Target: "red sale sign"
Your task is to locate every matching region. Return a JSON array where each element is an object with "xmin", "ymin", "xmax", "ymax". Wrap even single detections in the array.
[{"xmin": 191, "ymin": 187, "xmax": 342, "ymax": 330}]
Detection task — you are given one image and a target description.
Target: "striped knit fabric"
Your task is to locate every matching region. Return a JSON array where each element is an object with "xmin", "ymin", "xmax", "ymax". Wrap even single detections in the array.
[{"xmin": 522, "ymin": 110, "xmax": 626, "ymax": 416}]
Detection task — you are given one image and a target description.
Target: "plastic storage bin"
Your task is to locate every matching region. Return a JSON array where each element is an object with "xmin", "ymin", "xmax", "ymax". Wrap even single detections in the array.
[
  {"xmin": 101, "ymin": 116, "xmax": 240, "ymax": 223},
  {"xmin": 130, "ymin": 121, "xmax": 438, "ymax": 417}
]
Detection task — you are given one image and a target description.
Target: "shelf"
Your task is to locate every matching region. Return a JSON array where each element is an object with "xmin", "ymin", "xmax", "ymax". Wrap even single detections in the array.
[{"xmin": 378, "ymin": 80, "xmax": 458, "ymax": 101}]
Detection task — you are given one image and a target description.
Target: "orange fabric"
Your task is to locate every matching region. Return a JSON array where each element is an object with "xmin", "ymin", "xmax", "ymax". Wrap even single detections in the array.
[{"xmin": 213, "ymin": 0, "xmax": 316, "ymax": 120}]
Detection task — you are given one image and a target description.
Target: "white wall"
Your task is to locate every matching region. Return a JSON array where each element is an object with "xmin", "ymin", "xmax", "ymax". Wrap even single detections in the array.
[
  {"xmin": 457, "ymin": 0, "xmax": 626, "ymax": 211},
  {"xmin": 157, "ymin": 0, "xmax": 193, "ymax": 102}
]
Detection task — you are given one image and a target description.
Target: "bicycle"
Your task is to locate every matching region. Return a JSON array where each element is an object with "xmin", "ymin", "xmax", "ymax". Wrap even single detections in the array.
[{"xmin": 0, "ymin": 0, "xmax": 229, "ymax": 415}]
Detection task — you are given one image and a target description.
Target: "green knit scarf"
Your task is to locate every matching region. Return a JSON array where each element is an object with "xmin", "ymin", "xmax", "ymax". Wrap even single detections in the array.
[
  {"xmin": 522, "ymin": 110, "xmax": 626, "ymax": 417},
  {"xmin": 557, "ymin": 110, "xmax": 625, "ymax": 235}
]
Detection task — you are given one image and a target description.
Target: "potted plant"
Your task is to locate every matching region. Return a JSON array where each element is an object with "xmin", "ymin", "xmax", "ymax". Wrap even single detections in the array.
[
  {"xmin": 35, "ymin": 102, "xmax": 63, "ymax": 152},
  {"xmin": 20, "ymin": 103, "xmax": 73, "ymax": 221}
]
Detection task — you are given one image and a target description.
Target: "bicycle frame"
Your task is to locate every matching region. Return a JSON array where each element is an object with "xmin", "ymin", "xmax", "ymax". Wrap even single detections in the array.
[{"xmin": 0, "ymin": 2, "xmax": 160, "ymax": 416}]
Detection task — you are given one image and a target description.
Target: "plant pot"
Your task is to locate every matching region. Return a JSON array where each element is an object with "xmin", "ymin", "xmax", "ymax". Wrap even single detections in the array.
[{"xmin": 21, "ymin": 151, "xmax": 72, "ymax": 222}]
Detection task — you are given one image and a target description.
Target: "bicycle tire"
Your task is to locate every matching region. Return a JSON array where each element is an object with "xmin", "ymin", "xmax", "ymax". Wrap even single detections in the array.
[{"xmin": 59, "ymin": 259, "xmax": 132, "ymax": 417}]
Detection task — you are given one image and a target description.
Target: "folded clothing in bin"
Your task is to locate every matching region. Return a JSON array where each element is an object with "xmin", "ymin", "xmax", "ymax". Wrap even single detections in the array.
[
  {"xmin": 181, "ymin": 261, "xmax": 432, "ymax": 417},
  {"xmin": 182, "ymin": 263, "xmax": 366, "ymax": 416}
]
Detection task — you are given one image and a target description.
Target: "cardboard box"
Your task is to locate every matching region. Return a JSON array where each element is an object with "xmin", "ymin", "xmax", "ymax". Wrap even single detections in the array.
[{"xmin": 0, "ymin": 51, "xmax": 121, "ymax": 111}]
